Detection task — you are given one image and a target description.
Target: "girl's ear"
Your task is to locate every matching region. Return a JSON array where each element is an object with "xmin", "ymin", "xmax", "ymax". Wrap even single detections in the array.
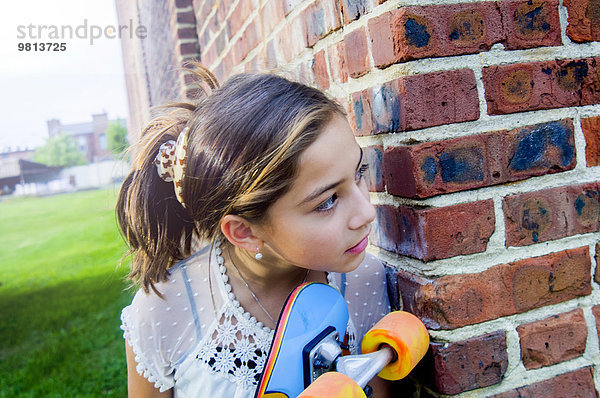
[{"xmin": 220, "ymin": 214, "xmax": 263, "ymax": 252}]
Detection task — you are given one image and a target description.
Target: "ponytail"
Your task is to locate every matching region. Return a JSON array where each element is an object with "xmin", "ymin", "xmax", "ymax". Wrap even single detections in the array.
[{"xmin": 117, "ymin": 63, "xmax": 219, "ymax": 295}]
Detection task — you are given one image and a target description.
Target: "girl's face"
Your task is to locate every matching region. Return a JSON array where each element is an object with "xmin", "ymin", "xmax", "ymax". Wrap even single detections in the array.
[{"xmin": 258, "ymin": 114, "xmax": 376, "ymax": 273}]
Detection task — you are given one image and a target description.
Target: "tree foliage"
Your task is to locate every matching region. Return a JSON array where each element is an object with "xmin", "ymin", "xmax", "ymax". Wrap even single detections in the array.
[
  {"xmin": 33, "ymin": 133, "xmax": 87, "ymax": 167},
  {"xmin": 107, "ymin": 119, "xmax": 129, "ymax": 156}
]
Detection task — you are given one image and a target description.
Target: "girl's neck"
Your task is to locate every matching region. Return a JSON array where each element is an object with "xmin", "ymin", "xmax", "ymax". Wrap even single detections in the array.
[{"xmin": 225, "ymin": 243, "xmax": 309, "ymax": 290}]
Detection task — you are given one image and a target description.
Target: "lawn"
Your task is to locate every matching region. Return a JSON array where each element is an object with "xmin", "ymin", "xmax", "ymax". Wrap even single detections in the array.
[{"xmin": 0, "ymin": 189, "xmax": 133, "ymax": 397}]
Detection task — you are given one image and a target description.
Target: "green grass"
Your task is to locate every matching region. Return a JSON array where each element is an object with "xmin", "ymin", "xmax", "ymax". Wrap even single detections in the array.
[{"xmin": 0, "ymin": 189, "xmax": 133, "ymax": 397}]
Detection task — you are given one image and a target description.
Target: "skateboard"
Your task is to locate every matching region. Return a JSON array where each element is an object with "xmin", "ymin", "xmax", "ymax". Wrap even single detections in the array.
[{"xmin": 254, "ymin": 282, "xmax": 429, "ymax": 398}]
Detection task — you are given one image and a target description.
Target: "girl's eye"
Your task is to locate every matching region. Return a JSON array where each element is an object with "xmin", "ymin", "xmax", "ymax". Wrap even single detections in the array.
[
  {"xmin": 355, "ymin": 163, "xmax": 369, "ymax": 182},
  {"xmin": 315, "ymin": 194, "xmax": 337, "ymax": 212}
]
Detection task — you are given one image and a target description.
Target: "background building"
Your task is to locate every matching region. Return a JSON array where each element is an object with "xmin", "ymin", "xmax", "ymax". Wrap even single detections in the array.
[
  {"xmin": 115, "ymin": 0, "xmax": 600, "ymax": 396},
  {"xmin": 46, "ymin": 112, "xmax": 123, "ymax": 163}
]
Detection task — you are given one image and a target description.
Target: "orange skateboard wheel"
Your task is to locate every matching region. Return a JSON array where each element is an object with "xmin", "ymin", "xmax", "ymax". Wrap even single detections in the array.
[
  {"xmin": 298, "ymin": 372, "xmax": 367, "ymax": 398},
  {"xmin": 360, "ymin": 311, "xmax": 429, "ymax": 380}
]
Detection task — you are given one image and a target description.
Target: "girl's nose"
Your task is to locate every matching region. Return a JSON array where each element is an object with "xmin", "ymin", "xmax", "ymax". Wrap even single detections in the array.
[{"xmin": 348, "ymin": 184, "xmax": 376, "ymax": 230}]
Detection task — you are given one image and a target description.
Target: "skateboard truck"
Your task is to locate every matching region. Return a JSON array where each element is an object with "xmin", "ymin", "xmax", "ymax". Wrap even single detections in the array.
[{"xmin": 304, "ymin": 327, "xmax": 396, "ymax": 391}]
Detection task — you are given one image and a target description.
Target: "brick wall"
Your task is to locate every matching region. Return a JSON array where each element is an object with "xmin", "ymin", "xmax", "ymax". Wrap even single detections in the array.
[{"xmin": 117, "ymin": 0, "xmax": 600, "ymax": 395}]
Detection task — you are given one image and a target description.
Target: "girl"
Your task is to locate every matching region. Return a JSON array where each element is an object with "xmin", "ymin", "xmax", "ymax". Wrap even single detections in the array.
[{"xmin": 117, "ymin": 65, "xmax": 392, "ymax": 397}]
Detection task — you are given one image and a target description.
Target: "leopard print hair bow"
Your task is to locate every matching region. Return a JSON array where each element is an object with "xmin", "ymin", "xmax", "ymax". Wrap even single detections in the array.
[{"xmin": 154, "ymin": 127, "xmax": 189, "ymax": 207}]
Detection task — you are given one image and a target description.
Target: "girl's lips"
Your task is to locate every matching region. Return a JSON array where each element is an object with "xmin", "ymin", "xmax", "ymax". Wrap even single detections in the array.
[{"xmin": 346, "ymin": 235, "xmax": 369, "ymax": 254}]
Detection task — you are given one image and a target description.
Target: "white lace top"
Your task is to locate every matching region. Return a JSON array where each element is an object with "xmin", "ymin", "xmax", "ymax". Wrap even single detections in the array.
[{"xmin": 121, "ymin": 245, "xmax": 391, "ymax": 397}]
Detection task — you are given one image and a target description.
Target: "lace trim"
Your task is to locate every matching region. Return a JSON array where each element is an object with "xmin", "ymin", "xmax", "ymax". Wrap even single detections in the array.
[
  {"xmin": 193, "ymin": 301, "xmax": 273, "ymax": 387},
  {"xmin": 121, "ymin": 312, "xmax": 173, "ymax": 393}
]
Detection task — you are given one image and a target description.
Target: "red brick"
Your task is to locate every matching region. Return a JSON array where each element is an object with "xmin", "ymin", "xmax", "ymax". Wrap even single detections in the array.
[
  {"xmin": 368, "ymin": 11, "xmax": 396, "ymax": 68},
  {"xmin": 395, "ymin": 247, "xmax": 592, "ymax": 329},
  {"xmin": 517, "ymin": 309, "xmax": 588, "ymax": 369},
  {"xmin": 343, "ymin": 27, "xmax": 370, "ymax": 78},
  {"xmin": 499, "ymin": 0, "xmax": 562, "ymax": 50},
  {"xmin": 430, "ymin": 331, "xmax": 507, "ymax": 394},
  {"xmin": 565, "ymin": 0, "xmax": 600, "ymax": 43},
  {"xmin": 596, "ymin": 243, "xmax": 600, "ymax": 284},
  {"xmin": 398, "ymin": 69, "xmax": 479, "ymax": 131},
  {"xmin": 176, "ymin": 27, "xmax": 197, "ymax": 40},
  {"xmin": 229, "ymin": 0, "xmax": 253, "ymax": 34},
  {"xmin": 176, "ymin": 10, "xmax": 196, "ymax": 24},
  {"xmin": 363, "ymin": 145, "xmax": 384, "ymax": 192},
  {"xmin": 504, "ymin": 182, "xmax": 600, "ymax": 247},
  {"xmin": 327, "ymin": 41, "xmax": 348, "ymax": 84},
  {"xmin": 282, "ymin": 0, "xmax": 303, "ymax": 16},
  {"xmin": 177, "ymin": 41, "xmax": 199, "ymax": 57},
  {"xmin": 260, "ymin": 0, "xmax": 285, "ymax": 37},
  {"xmin": 383, "ymin": 119, "xmax": 576, "ymax": 198},
  {"xmin": 175, "ymin": 0, "xmax": 192, "ymax": 8},
  {"xmin": 483, "ymin": 57, "xmax": 600, "ymax": 115},
  {"xmin": 311, "ymin": 50, "xmax": 329, "ymax": 90},
  {"xmin": 350, "ymin": 89, "xmax": 373, "ymax": 136},
  {"xmin": 201, "ymin": 41, "xmax": 218, "ymax": 67},
  {"xmin": 303, "ymin": 0, "xmax": 341, "ymax": 47},
  {"xmin": 593, "ymin": 305, "xmax": 600, "ymax": 341},
  {"xmin": 391, "ymin": 3, "xmax": 504, "ymax": 63},
  {"xmin": 340, "ymin": 0, "xmax": 374, "ymax": 25},
  {"xmin": 582, "ymin": 116, "xmax": 600, "ymax": 167},
  {"xmin": 490, "ymin": 367, "xmax": 597, "ymax": 398},
  {"xmin": 372, "ymin": 200, "xmax": 495, "ymax": 262}
]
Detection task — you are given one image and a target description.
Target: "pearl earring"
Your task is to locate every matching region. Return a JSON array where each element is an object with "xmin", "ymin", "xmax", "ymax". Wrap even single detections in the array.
[{"xmin": 255, "ymin": 247, "xmax": 263, "ymax": 260}]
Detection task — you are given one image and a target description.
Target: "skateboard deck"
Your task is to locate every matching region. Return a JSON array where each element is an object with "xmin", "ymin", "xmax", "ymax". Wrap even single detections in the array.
[
  {"xmin": 255, "ymin": 282, "xmax": 430, "ymax": 398},
  {"xmin": 255, "ymin": 282, "xmax": 349, "ymax": 398}
]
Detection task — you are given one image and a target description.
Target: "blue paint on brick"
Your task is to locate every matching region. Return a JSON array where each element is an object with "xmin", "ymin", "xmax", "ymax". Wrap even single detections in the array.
[
  {"xmin": 420, "ymin": 156, "xmax": 437, "ymax": 183},
  {"xmin": 518, "ymin": 6, "xmax": 551, "ymax": 33},
  {"xmin": 372, "ymin": 85, "xmax": 400, "ymax": 133},
  {"xmin": 449, "ymin": 21, "xmax": 472, "ymax": 41},
  {"xmin": 542, "ymin": 67, "xmax": 553, "ymax": 75},
  {"xmin": 405, "ymin": 18, "xmax": 430, "ymax": 48},
  {"xmin": 353, "ymin": 98, "xmax": 364, "ymax": 130},
  {"xmin": 439, "ymin": 147, "xmax": 484, "ymax": 183},
  {"xmin": 510, "ymin": 122, "xmax": 574, "ymax": 171},
  {"xmin": 575, "ymin": 196, "xmax": 585, "ymax": 215}
]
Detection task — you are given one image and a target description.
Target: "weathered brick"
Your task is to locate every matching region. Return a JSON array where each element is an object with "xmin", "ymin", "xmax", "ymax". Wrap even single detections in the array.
[
  {"xmin": 429, "ymin": 331, "xmax": 507, "ymax": 395},
  {"xmin": 311, "ymin": 50, "xmax": 329, "ymax": 90},
  {"xmin": 260, "ymin": 0, "xmax": 285, "ymax": 37},
  {"xmin": 327, "ymin": 41, "xmax": 348, "ymax": 84},
  {"xmin": 596, "ymin": 243, "xmax": 600, "ymax": 284},
  {"xmin": 490, "ymin": 367, "xmax": 597, "ymax": 398},
  {"xmin": 282, "ymin": 0, "xmax": 303, "ymax": 16},
  {"xmin": 390, "ymin": 3, "xmax": 504, "ymax": 63},
  {"xmin": 350, "ymin": 89, "xmax": 373, "ymax": 136},
  {"xmin": 303, "ymin": 0, "xmax": 341, "ymax": 47},
  {"xmin": 499, "ymin": 0, "xmax": 562, "ymax": 50},
  {"xmin": 504, "ymin": 182, "xmax": 600, "ymax": 246},
  {"xmin": 353, "ymin": 69, "xmax": 479, "ymax": 134},
  {"xmin": 372, "ymin": 200, "xmax": 495, "ymax": 262},
  {"xmin": 368, "ymin": 11, "xmax": 396, "ymax": 68},
  {"xmin": 383, "ymin": 119, "xmax": 576, "ymax": 198},
  {"xmin": 564, "ymin": 0, "xmax": 600, "ymax": 43},
  {"xmin": 483, "ymin": 57, "xmax": 600, "ymax": 115},
  {"xmin": 593, "ymin": 305, "xmax": 600, "ymax": 341},
  {"xmin": 403, "ymin": 69, "xmax": 479, "ymax": 131},
  {"xmin": 177, "ymin": 41, "xmax": 199, "ymax": 57},
  {"xmin": 340, "ymin": 0, "xmax": 374, "ymax": 24},
  {"xmin": 517, "ymin": 309, "xmax": 588, "ymax": 369},
  {"xmin": 368, "ymin": 1, "xmax": 559, "ymax": 66},
  {"xmin": 582, "ymin": 116, "xmax": 600, "ymax": 167},
  {"xmin": 343, "ymin": 27, "xmax": 370, "ymax": 78},
  {"xmin": 176, "ymin": 27, "xmax": 197, "ymax": 40},
  {"xmin": 229, "ymin": 0, "xmax": 253, "ymax": 34},
  {"xmin": 395, "ymin": 247, "xmax": 592, "ymax": 329},
  {"xmin": 363, "ymin": 145, "xmax": 383, "ymax": 192},
  {"xmin": 176, "ymin": 10, "xmax": 196, "ymax": 24}
]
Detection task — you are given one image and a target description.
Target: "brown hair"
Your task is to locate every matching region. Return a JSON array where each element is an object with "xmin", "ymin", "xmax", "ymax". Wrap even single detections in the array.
[{"xmin": 116, "ymin": 64, "xmax": 345, "ymax": 294}]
